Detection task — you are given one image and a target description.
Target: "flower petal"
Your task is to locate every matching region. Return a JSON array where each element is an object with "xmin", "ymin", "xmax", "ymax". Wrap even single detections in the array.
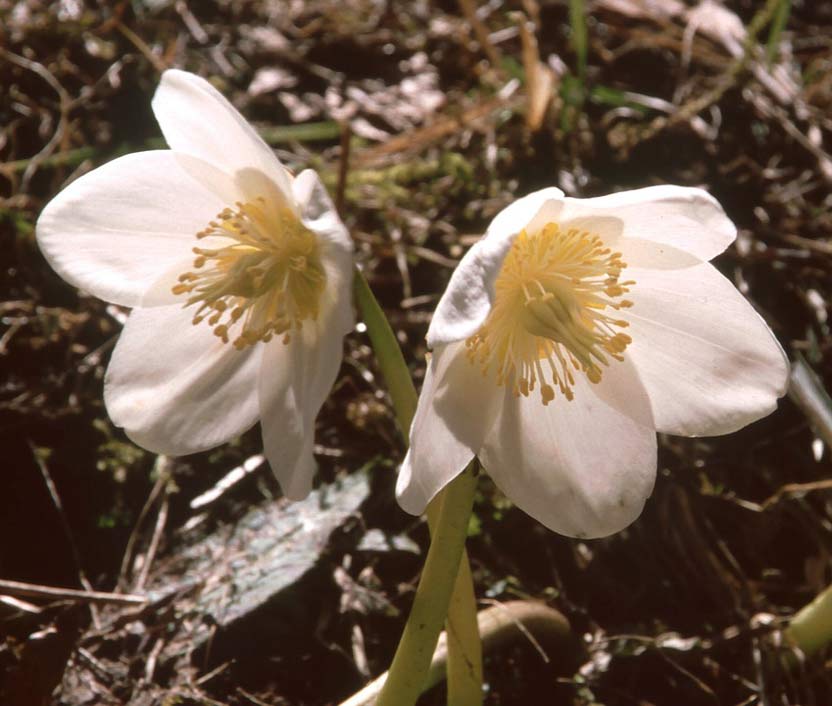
[
  {"xmin": 36, "ymin": 151, "xmax": 238, "ymax": 307},
  {"xmin": 292, "ymin": 168, "xmax": 356, "ymax": 330},
  {"xmin": 305, "ymin": 183, "xmax": 356, "ymax": 348},
  {"xmin": 104, "ymin": 304, "xmax": 262, "ymax": 455},
  {"xmin": 397, "ymin": 342, "xmax": 501, "ymax": 515},
  {"xmin": 293, "ymin": 169, "xmax": 354, "ymax": 254},
  {"xmin": 427, "ymin": 188, "xmax": 564, "ymax": 347},
  {"xmin": 623, "ymin": 261, "xmax": 789, "ymax": 436},
  {"xmin": 483, "ymin": 187, "xmax": 565, "ymax": 247},
  {"xmin": 480, "ymin": 359, "xmax": 657, "ymax": 539},
  {"xmin": 554, "ymin": 185, "xmax": 736, "ymax": 267},
  {"xmin": 152, "ymin": 69, "xmax": 292, "ymax": 196},
  {"xmin": 258, "ymin": 314, "xmax": 346, "ymax": 500}
]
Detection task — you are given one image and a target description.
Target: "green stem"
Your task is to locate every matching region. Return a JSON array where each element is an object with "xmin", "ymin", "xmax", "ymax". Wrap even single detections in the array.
[
  {"xmin": 353, "ymin": 270, "xmax": 418, "ymax": 431},
  {"xmin": 568, "ymin": 0, "xmax": 588, "ymax": 84},
  {"xmin": 375, "ymin": 462, "xmax": 478, "ymax": 706},
  {"xmin": 445, "ymin": 553, "xmax": 483, "ymax": 704},
  {"xmin": 785, "ymin": 583, "xmax": 832, "ymax": 657},
  {"xmin": 353, "ymin": 268, "xmax": 483, "ymax": 704}
]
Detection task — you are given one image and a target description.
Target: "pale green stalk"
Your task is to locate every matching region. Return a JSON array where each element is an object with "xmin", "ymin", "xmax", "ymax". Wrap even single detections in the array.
[
  {"xmin": 445, "ymin": 554, "xmax": 483, "ymax": 702},
  {"xmin": 766, "ymin": 0, "xmax": 791, "ymax": 64},
  {"xmin": 785, "ymin": 583, "xmax": 832, "ymax": 657},
  {"xmin": 375, "ymin": 462, "xmax": 478, "ymax": 706},
  {"xmin": 353, "ymin": 270, "xmax": 418, "ymax": 431},
  {"xmin": 353, "ymin": 269, "xmax": 483, "ymax": 705}
]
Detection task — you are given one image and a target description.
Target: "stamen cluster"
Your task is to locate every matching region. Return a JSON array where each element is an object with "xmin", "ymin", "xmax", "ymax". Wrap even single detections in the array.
[
  {"xmin": 172, "ymin": 197, "xmax": 326, "ymax": 348},
  {"xmin": 466, "ymin": 223, "xmax": 634, "ymax": 404}
]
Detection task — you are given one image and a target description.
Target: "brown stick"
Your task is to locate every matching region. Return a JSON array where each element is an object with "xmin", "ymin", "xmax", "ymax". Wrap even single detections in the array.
[
  {"xmin": 0, "ymin": 578, "xmax": 147, "ymax": 606},
  {"xmin": 458, "ymin": 0, "xmax": 503, "ymax": 69}
]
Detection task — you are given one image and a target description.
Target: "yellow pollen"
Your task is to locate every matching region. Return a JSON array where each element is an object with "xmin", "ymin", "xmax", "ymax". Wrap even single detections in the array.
[
  {"xmin": 465, "ymin": 222, "xmax": 635, "ymax": 404},
  {"xmin": 172, "ymin": 196, "xmax": 326, "ymax": 348}
]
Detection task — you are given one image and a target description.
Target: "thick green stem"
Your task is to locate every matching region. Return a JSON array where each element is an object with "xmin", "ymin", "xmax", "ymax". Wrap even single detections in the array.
[
  {"xmin": 375, "ymin": 463, "xmax": 478, "ymax": 706},
  {"xmin": 353, "ymin": 269, "xmax": 483, "ymax": 704},
  {"xmin": 445, "ymin": 553, "xmax": 483, "ymax": 704},
  {"xmin": 785, "ymin": 583, "xmax": 832, "ymax": 657}
]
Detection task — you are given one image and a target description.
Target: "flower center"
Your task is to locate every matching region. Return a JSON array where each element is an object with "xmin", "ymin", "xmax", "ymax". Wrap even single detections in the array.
[
  {"xmin": 465, "ymin": 223, "xmax": 634, "ymax": 404},
  {"xmin": 172, "ymin": 197, "xmax": 326, "ymax": 349}
]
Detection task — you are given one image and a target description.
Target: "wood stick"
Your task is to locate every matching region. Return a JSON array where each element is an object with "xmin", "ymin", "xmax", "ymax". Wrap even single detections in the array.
[{"xmin": 0, "ymin": 578, "xmax": 147, "ymax": 605}]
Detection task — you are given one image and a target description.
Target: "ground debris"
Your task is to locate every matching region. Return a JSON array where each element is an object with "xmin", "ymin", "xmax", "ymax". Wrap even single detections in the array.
[{"xmin": 56, "ymin": 471, "xmax": 371, "ymax": 705}]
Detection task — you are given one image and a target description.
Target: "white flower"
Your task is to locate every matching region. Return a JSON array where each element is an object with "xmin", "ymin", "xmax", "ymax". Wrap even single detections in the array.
[
  {"xmin": 397, "ymin": 187, "xmax": 789, "ymax": 538},
  {"xmin": 36, "ymin": 70, "xmax": 354, "ymax": 500}
]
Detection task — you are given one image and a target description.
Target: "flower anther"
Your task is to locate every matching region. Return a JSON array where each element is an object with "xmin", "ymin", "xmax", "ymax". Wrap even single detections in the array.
[
  {"xmin": 173, "ymin": 197, "xmax": 326, "ymax": 348},
  {"xmin": 465, "ymin": 223, "xmax": 634, "ymax": 404}
]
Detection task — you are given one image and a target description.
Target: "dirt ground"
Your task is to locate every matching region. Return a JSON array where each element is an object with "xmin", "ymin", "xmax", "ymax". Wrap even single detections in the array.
[{"xmin": 2, "ymin": 0, "xmax": 832, "ymax": 704}]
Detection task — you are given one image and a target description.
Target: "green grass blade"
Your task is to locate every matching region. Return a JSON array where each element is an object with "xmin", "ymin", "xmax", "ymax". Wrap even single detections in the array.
[
  {"xmin": 568, "ymin": 0, "xmax": 588, "ymax": 83},
  {"xmin": 766, "ymin": 0, "xmax": 791, "ymax": 64}
]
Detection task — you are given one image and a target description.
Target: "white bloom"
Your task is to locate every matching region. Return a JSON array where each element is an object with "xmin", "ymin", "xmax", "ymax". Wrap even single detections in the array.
[
  {"xmin": 397, "ymin": 187, "xmax": 789, "ymax": 538},
  {"xmin": 36, "ymin": 70, "xmax": 354, "ymax": 500}
]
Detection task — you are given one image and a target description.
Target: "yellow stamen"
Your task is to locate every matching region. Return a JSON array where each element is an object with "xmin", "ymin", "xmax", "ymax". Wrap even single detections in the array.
[
  {"xmin": 466, "ymin": 223, "xmax": 635, "ymax": 404},
  {"xmin": 173, "ymin": 197, "xmax": 326, "ymax": 348}
]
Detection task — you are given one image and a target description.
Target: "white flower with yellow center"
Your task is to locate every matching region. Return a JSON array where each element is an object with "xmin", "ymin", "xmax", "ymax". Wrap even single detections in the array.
[
  {"xmin": 36, "ymin": 70, "xmax": 353, "ymax": 499},
  {"xmin": 397, "ymin": 187, "xmax": 789, "ymax": 538}
]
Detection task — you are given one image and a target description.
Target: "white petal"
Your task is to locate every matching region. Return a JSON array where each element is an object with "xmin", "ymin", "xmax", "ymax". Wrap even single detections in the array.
[
  {"xmin": 36, "ymin": 151, "xmax": 238, "ymax": 307},
  {"xmin": 480, "ymin": 359, "xmax": 657, "ymax": 539},
  {"xmin": 555, "ymin": 185, "xmax": 736, "ymax": 267},
  {"xmin": 293, "ymin": 169, "xmax": 354, "ymax": 254},
  {"xmin": 319, "ymin": 250, "xmax": 356, "ymax": 340},
  {"xmin": 623, "ymin": 262, "xmax": 789, "ymax": 436},
  {"xmin": 483, "ymin": 187, "xmax": 565, "ymax": 247},
  {"xmin": 152, "ymin": 69, "xmax": 292, "ymax": 197},
  {"xmin": 396, "ymin": 342, "xmax": 500, "ymax": 515},
  {"xmin": 258, "ymin": 314, "xmax": 346, "ymax": 500},
  {"xmin": 427, "ymin": 188, "xmax": 564, "ymax": 347},
  {"xmin": 234, "ymin": 166, "xmax": 296, "ymax": 212},
  {"xmin": 104, "ymin": 305, "xmax": 262, "ymax": 455},
  {"xmin": 292, "ymin": 169, "xmax": 356, "ymax": 330}
]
